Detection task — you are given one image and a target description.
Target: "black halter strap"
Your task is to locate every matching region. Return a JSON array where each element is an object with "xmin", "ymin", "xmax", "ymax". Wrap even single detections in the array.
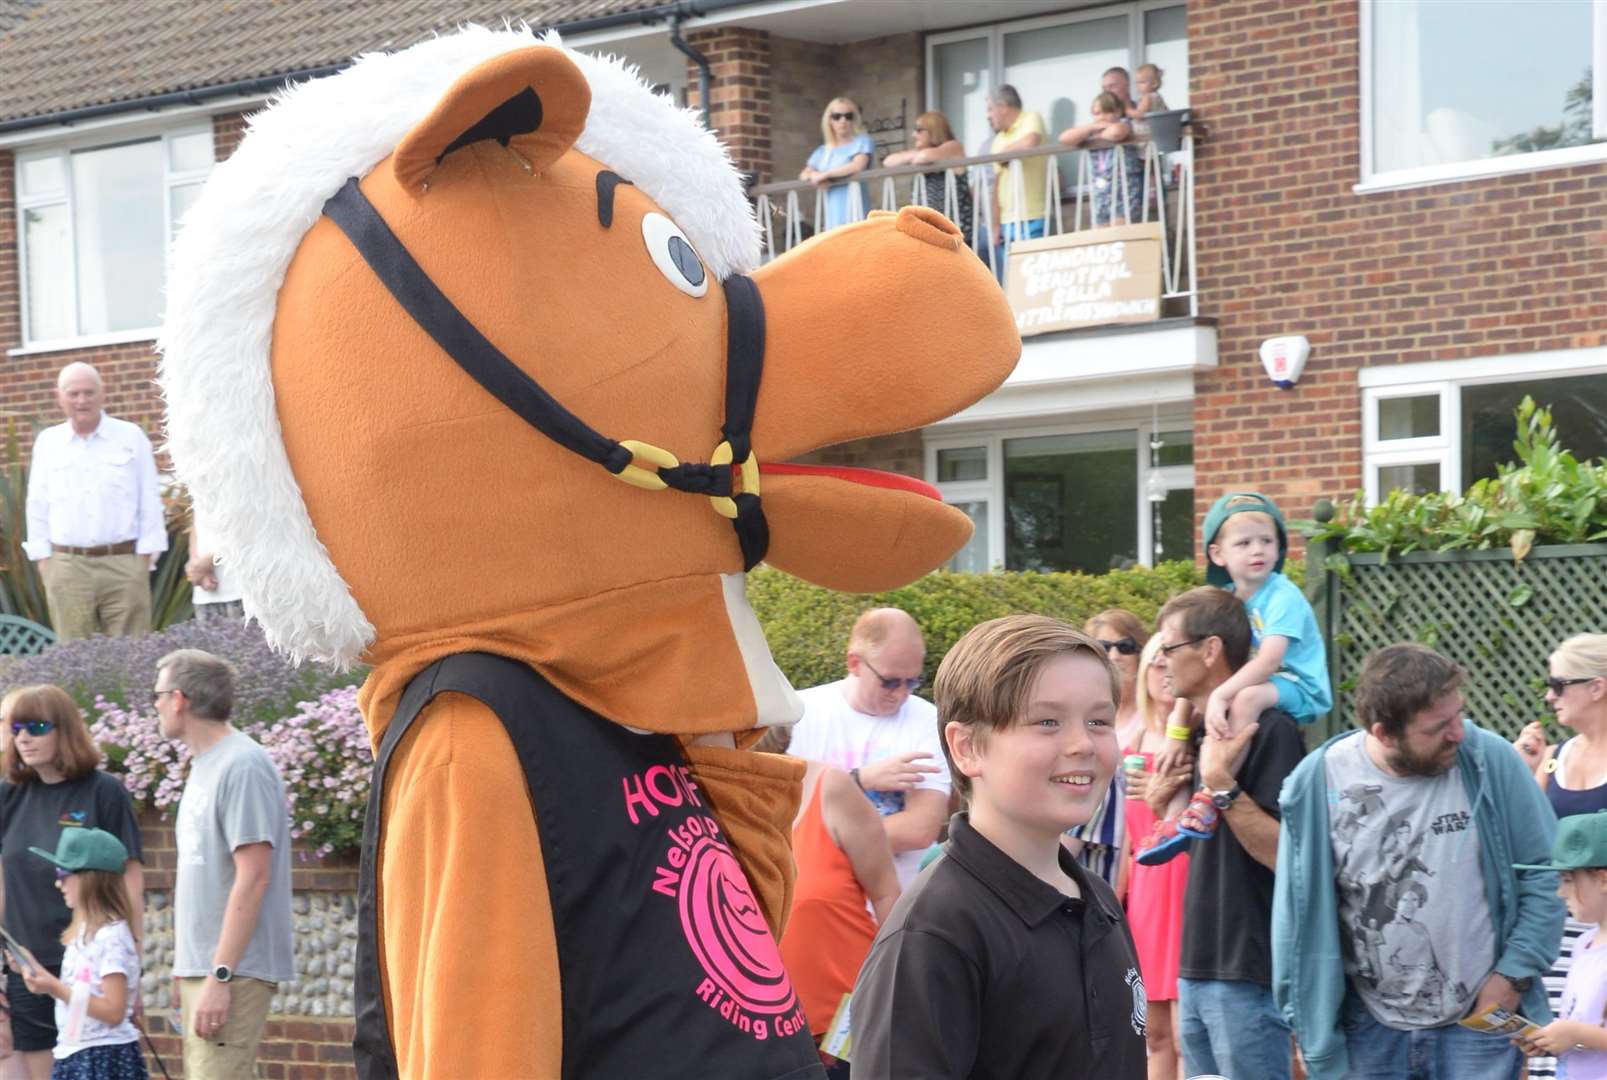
[{"xmin": 321, "ymin": 176, "xmax": 769, "ymax": 569}]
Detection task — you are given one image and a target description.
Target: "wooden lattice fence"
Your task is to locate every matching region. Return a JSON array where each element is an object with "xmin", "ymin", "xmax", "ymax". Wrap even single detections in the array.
[{"xmin": 1307, "ymin": 538, "xmax": 1607, "ymax": 742}]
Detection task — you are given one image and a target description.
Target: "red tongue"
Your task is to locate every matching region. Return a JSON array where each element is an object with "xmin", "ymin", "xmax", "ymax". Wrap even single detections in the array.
[{"xmin": 758, "ymin": 462, "xmax": 941, "ymax": 500}]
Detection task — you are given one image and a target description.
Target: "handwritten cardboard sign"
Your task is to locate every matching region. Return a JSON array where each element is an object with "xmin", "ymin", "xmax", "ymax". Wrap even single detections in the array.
[{"xmin": 1006, "ymin": 223, "xmax": 1164, "ymax": 336}]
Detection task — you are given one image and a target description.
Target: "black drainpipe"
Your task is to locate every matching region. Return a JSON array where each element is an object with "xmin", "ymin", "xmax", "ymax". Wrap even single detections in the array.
[{"xmin": 669, "ymin": 10, "xmax": 714, "ymax": 132}]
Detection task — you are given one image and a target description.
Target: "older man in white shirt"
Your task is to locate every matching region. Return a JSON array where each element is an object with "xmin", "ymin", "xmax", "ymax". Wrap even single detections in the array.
[{"xmin": 24, "ymin": 362, "xmax": 166, "ymax": 639}]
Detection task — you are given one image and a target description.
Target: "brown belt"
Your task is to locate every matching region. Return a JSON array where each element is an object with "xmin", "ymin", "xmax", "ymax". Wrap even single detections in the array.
[{"xmin": 52, "ymin": 540, "xmax": 137, "ymax": 557}]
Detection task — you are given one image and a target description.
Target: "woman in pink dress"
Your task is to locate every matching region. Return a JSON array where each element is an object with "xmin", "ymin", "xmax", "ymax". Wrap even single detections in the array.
[{"xmin": 1123, "ymin": 636, "xmax": 1193, "ymax": 1080}]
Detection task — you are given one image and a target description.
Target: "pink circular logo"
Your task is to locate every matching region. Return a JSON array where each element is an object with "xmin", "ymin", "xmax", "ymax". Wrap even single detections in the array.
[{"xmin": 678, "ymin": 835, "xmax": 797, "ymax": 1015}]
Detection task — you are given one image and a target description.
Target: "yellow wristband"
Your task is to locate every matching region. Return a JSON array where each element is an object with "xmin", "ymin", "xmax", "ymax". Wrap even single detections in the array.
[{"xmin": 1166, "ymin": 724, "xmax": 1192, "ymax": 741}]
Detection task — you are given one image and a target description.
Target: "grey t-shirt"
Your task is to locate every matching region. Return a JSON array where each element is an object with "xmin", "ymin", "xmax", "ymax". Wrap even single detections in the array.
[
  {"xmin": 1324, "ymin": 731, "xmax": 1494, "ymax": 1029},
  {"xmin": 174, "ymin": 729, "xmax": 294, "ymax": 982}
]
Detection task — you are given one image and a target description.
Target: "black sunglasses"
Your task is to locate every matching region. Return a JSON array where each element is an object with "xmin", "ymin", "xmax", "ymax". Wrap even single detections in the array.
[
  {"xmin": 861, "ymin": 656, "xmax": 923, "ymax": 693},
  {"xmin": 1099, "ymin": 637, "xmax": 1140, "ymax": 656},
  {"xmin": 9, "ymin": 719, "xmax": 54, "ymax": 737},
  {"xmin": 830, "ymin": 111, "xmax": 857, "ymax": 121},
  {"xmin": 151, "ymin": 687, "xmax": 181, "ymax": 708},
  {"xmin": 1159, "ymin": 636, "xmax": 1208, "ymax": 656},
  {"xmin": 1548, "ymin": 676, "xmax": 1598, "ymax": 696}
]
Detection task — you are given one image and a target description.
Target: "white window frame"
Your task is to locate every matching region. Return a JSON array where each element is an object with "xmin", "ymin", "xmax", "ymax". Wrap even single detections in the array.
[
  {"xmin": 926, "ymin": 412, "xmax": 1194, "ymax": 572},
  {"xmin": 13, "ymin": 121, "xmax": 215, "ymax": 353},
  {"xmin": 1357, "ymin": 0, "xmax": 1607, "ymax": 194},
  {"xmin": 924, "ymin": 0, "xmax": 1188, "ymax": 143},
  {"xmin": 1359, "ymin": 347, "xmax": 1607, "ymax": 502}
]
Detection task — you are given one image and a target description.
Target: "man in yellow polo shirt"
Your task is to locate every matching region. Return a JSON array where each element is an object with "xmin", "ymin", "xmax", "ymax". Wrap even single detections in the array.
[{"xmin": 986, "ymin": 84, "xmax": 1048, "ymax": 283}]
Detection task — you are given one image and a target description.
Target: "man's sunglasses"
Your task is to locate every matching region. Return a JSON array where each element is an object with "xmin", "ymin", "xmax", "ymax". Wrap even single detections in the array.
[
  {"xmin": 830, "ymin": 111, "xmax": 857, "ymax": 121},
  {"xmin": 861, "ymin": 657, "xmax": 923, "ymax": 693},
  {"xmin": 1159, "ymin": 636, "xmax": 1208, "ymax": 656},
  {"xmin": 9, "ymin": 720, "xmax": 54, "ymax": 737},
  {"xmin": 1548, "ymin": 676, "xmax": 1598, "ymax": 696},
  {"xmin": 1099, "ymin": 637, "xmax": 1140, "ymax": 656}
]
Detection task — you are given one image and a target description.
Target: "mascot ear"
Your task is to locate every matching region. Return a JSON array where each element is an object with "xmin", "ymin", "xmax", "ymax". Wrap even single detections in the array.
[{"xmin": 392, "ymin": 45, "xmax": 591, "ymax": 192}]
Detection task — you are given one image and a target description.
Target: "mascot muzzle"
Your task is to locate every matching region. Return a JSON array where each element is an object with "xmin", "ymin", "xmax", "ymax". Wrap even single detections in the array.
[{"xmin": 323, "ymin": 175, "xmax": 771, "ymax": 570}]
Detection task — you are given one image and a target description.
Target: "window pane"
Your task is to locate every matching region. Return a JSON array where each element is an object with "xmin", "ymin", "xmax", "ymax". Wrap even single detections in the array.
[
  {"xmin": 1461, "ymin": 375, "xmax": 1607, "ymax": 483},
  {"xmin": 1377, "ymin": 462, "xmax": 1442, "ymax": 497},
  {"xmin": 168, "ymin": 130, "xmax": 214, "ymax": 173},
  {"xmin": 1004, "ymin": 16, "xmax": 1128, "ymax": 193},
  {"xmin": 170, "ymin": 182, "xmax": 203, "ymax": 240},
  {"xmin": 20, "ymin": 155, "xmax": 64, "ymax": 197},
  {"xmin": 1372, "ymin": 0, "xmax": 1600, "ymax": 174},
  {"xmin": 1004, "ymin": 429, "xmax": 1137, "ymax": 573},
  {"xmin": 1155, "ymin": 486, "xmax": 1194, "ymax": 562},
  {"xmin": 23, "ymin": 204, "xmax": 73, "ymax": 342},
  {"xmin": 932, "ymin": 37, "xmax": 992, "ymax": 158},
  {"xmin": 1154, "ymin": 428, "xmax": 1193, "ymax": 466},
  {"xmin": 72, "ymin": 139, "xmax": 165, "ymax": 334},
  {"xmin": 946, "ymin": 501, "xmax": 990, "ymax": 573},
  {"xmin": 1378, "ymin": 394, "xmax": 1440, "ymax": 440},
  {"xmin": 937, "ymin": 446, "xmax": 987, "ymax": 482},
  {"xmin": 1143, "ymin": 5, "xmax": 1189, "ymax": 110}
]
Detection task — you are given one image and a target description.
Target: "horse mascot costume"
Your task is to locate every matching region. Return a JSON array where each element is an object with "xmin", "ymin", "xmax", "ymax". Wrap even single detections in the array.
[{"xmin": 160, "ymin": 27, "xmax": 1018, "ymax": 1078}]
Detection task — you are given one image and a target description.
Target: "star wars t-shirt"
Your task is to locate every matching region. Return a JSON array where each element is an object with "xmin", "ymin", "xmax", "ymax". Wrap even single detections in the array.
[{"xmin": 1324, "ymin": 731, "xmax": 1494, "ymax": 1029}]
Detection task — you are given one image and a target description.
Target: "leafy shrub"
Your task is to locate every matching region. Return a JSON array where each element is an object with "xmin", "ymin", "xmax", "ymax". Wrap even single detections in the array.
[
  {"xmin": 748, "ymin": 561, "xmax": 1205, "ymax": 693},
  {"xmin": 89, "ymin": 686, "xmax": 370, "ymax": 858},
  {"xmin": 1303, "ymin": 398, "xmax": 1607, "ymax": 561},
  {"xmin": 3, "ymin": 617, "xmax": 363, "ymax": 724}
]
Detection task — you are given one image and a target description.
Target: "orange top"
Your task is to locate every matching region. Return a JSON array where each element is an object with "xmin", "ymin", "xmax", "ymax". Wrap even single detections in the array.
[{"xmin": 778, "ymin": 778, "xmax": 880, "ymax": 1036}]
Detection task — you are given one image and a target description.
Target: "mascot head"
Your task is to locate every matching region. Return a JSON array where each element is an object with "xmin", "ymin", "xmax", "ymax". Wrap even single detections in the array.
[{"xmin": 160, "ymin": 28, "xmax": 1019, "ymax": 735}]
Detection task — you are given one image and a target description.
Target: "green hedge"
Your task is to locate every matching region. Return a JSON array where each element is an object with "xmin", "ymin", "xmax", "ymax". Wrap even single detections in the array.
[{"xmin": 748, "ymin": 561, "xmax": 1208, "ymax": 693}]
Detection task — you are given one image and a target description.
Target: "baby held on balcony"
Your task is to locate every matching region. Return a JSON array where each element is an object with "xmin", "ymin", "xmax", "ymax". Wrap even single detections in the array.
[{"xmin": 1057, "ymin": 92, "xmax": 1144, "ymax": 226}]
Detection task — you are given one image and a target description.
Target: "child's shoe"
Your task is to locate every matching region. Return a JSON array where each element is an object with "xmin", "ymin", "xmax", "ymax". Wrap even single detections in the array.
[{"xmin": 1135, "ymin": 789, "xmax": 1220, "ymax": 866}]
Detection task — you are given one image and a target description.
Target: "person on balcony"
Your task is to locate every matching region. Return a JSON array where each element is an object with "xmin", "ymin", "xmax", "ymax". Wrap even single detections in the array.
[
  {"xmin": 1059, "ymin": 92, "xmax": 1148, "ymax": 227},
  {"xmin": 882, "ymin": 110, "xmax": 974, "ymax": 246},
  {"xmin": 800, "ymin": 97, "xmax": 875, "ymax": 232},
  {"xmin": 984, "ymin": 84, "xmax": 1048, "ymax": 283}
]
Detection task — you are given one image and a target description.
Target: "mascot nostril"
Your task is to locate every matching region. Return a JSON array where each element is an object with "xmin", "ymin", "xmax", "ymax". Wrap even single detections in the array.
[{"xmin": 159, "ymin": 26, "xmax": 1019, "ymax": 1080}]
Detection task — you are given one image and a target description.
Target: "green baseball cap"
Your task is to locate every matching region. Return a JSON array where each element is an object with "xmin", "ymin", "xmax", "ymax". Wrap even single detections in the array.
[
  {"xmin": 1201, "ymin": 491, "xmax": 1288, "ymax": 587},
  {"xmin": 29, "ymin": 827, "xmax": 129, "ymax": 874},
  {"xmin": 1515, "ymin": 811, "xmax": 1607, "ymax": 872}
]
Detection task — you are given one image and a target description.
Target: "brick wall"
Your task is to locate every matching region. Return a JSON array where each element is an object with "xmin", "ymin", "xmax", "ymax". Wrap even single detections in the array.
[
  {"xmin": 137, "ymin": 810, "xmax": 358, "ymax": 1078},
  {"xmin": 769, "ymin": 32, "xmax": 923, "ymax": 179},
  {"xmin": 686, "ymin": 27, "xmax": 772, "ymax": 183},
  {"xmin": 1187, "ymin": 0, "xmax": 1607, "ymax": 529}
]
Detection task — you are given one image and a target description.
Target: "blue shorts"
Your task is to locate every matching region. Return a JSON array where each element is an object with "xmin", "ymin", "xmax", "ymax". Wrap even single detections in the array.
[{"xmin": 1273, "ymin": 674, "xmax": 1323, "ymax": 723}]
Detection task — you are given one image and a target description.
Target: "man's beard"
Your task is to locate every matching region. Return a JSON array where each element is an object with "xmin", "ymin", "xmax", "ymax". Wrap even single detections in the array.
[{"xmin": 1383, "ymin": 744, "xmax": 1456, "ymax": 778}]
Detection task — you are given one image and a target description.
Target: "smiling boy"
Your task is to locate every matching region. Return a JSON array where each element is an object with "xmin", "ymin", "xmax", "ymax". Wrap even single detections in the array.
[{"xmin": 850, "ymin": 615, "xmax": 1147, "ymax": 1079}]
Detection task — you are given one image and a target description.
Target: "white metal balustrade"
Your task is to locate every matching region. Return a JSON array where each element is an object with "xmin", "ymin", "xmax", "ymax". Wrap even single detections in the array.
[{"xmin": 749, "ymin": 136, "xmax": 1197, "ymax": 317}]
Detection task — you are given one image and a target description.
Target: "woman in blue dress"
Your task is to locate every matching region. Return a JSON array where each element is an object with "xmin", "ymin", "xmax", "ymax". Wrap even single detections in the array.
[{"xmin": 801, "ymin": 97, "xmax": 875, "ymax": 232}]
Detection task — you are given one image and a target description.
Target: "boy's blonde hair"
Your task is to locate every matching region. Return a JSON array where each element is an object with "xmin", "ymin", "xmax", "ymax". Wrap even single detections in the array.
[
  {"xmin": 1137, "ymin": 63, "xmax": 1163, "ymax": 84},
  {"xmin": 934, "ymin": 615, "xmax": 1118, "ymax": 801},
  {"xmin": 60, "ymin": 867, "xmax": 134, "ymax": 947},
  {"xmin": 1091, "ymin": 91, "xmax": 1125, "ymax": 119}
]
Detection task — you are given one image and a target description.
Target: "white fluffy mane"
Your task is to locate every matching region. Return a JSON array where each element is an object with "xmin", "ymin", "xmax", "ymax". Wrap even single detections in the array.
[{"xmin": 158, "ymin": 26, "xmax": 761, "ymax": 668}]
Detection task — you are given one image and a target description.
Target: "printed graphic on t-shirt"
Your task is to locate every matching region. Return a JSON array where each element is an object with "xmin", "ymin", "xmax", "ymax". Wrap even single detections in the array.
[
  {"xmin": 58, "ymin": 809, "xmax": 88, "ymax": 828},
  {"xmin": 1324, "ymin": 734, "xmax": 1494, "ymax": 1029},
  {"xmin": 1125, "ymin": 966, "xmax": 1147, "ymax": 1037}
]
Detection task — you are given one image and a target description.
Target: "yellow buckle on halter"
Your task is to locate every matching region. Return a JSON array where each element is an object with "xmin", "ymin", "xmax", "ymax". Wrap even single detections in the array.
[
  {"xmin": 613, "ymin": 439, "xmax": 680, "ymax": 491},
  {"xmin": 707, "ymin": 440, "xmax": 760, "ymax": 519}
]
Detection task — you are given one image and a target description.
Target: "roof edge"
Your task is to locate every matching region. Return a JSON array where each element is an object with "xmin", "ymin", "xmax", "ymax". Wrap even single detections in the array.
[{"xmin": 0, "ymin": 0, "xmax": 761, "ymax": 135}]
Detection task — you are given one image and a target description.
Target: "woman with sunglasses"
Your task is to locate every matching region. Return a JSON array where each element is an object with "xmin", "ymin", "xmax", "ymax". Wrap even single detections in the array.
[
  {"xmin": 800, "ymin": 97, "xmax": 875, "ymax": 231},
  {"xmin": 1510, "ymin": 635, "xmax": 1607, "ymax": 1080},
  {"xmin": 0, "ymin": 685, "xmax": 143, "ymax": 1080},
  {"xmin": 881, "ymin": 110, "xmax": 973, "ymax": 244}
]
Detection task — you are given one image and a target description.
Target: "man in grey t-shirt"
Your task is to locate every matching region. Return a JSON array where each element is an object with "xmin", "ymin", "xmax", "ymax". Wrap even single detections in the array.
[{"xmin": 157, "ymin": 648, "xmax": 293, "ymax": 1078}]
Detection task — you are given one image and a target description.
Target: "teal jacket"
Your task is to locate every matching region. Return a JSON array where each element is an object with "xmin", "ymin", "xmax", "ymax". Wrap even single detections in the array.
[{"xmin": 1271, "ymin": 721, "xmax": 1564, "ymax": 1080}]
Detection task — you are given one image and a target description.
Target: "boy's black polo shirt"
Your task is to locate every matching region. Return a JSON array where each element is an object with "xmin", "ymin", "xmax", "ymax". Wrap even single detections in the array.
[{"xmin": 851, "ymin": 813, "xmax": 1147, "ymax": 1080}]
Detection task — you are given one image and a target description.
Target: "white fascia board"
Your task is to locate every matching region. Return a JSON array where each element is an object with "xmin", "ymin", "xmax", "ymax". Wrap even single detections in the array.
[
  {"xmin": 1357, "ymin": 347, "xmax": 1607, "ymax": 388},
  {"xmin": 0, "ymin": 94, "xmax": 264, "ymax": 150}
]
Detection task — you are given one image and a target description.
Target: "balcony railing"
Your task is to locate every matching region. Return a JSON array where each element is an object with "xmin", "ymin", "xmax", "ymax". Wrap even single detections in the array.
[{"xmin": 750, "ymin": 136, "xmax": 1197, "ymax": 318}]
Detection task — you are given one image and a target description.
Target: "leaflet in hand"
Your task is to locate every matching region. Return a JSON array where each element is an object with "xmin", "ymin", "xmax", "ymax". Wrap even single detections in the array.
[{"xmin": 1459, "ymin": 1004, "xmax": 1543, "ymax": 1039}]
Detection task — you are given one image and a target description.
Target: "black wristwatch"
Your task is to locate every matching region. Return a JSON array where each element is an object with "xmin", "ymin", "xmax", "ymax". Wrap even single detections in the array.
[
  {"xmin": 212, "ymin": 964, "xmax": 234, "ymax": 983},
  {"xmin": 1209, "ymin": 783, "xmax": 1243, "ymax": 811},
  {"xmin": 1503, "ymin": 973, "xmax": 1534, "ymax": 994}
]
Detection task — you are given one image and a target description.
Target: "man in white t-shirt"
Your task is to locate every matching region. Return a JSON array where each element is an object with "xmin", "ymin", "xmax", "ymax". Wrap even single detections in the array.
[{"xmin": 789, "ymin": 608, "xmax": 950, "ymax": 887}]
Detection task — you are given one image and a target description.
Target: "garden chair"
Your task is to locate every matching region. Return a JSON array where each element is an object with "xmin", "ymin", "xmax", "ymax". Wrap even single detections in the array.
[{"xmin": 0, "ymin": 614, "xmax": 56, "ymax": 656}]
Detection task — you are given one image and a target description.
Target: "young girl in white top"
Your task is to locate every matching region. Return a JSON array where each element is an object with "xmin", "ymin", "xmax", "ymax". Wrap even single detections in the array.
[{"xmin": 17, "ymin": 828, "xmax": 147, "ymax": 1080}]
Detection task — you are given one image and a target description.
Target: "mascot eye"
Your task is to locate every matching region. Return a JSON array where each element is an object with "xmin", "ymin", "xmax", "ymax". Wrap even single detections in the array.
[{"xmin": 641, "ymin": 213, "xmax": 708, "ymax": 298}]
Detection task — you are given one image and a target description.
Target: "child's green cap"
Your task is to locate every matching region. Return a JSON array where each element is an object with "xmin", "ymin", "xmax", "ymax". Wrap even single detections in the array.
[
  {"xmin": 1514, "ymin": 811, "xmax": 1607, "ymax": 872},
  {"xmin": 29, "ymin": 827, "xmax": 129, "ymax": 874},
  {"xmin": 1202, "ymin": 491, "xmax": 1288, "ymax": 587}
]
